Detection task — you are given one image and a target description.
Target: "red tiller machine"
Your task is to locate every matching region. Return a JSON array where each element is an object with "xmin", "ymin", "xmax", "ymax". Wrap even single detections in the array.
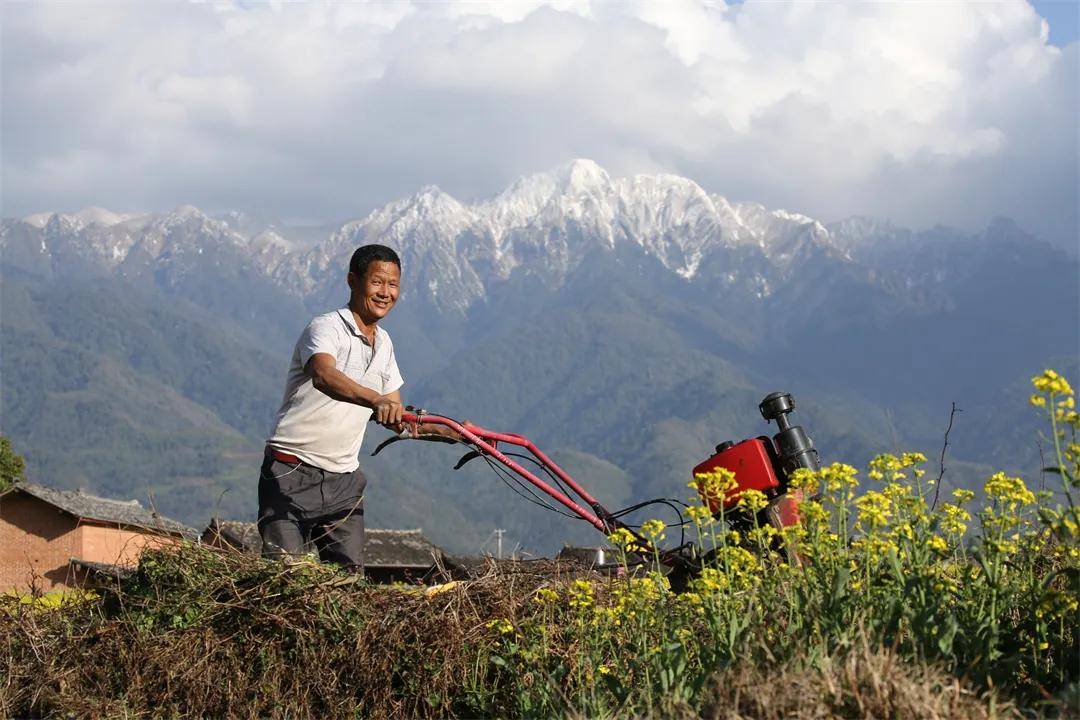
[{"xmin": 375, "ymin": 391, "xmax": 820, "ymax": 580}]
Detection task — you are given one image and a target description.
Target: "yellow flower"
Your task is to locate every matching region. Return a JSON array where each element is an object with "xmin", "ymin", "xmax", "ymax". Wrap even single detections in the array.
[
  {"xmin": 853, "ymin": 535, "xmax": 896, "ymax": 562},
  {"xmin": 608, "ymin": 528, "xmax": 648, "ymax": 553},
  {"xmin": 854, "ymin": 490, "xmax": 892, "ymax": 529},
  {"xmin": 641, "ymin": 519, "xmax": 666, "ymax": 541},
  {"xmin": 748, "ymin": 524, "xmax": 778, "ymax": 545},
  {"xmin": 534, "ymin": 588, "xmax": 560, "ymax": 605},
  {"xmin": 1032, "ymin": 369, "xmax": 1074, "ymax": 396},
  {"xmin": 901, "ymin": 452, "xmax": 928, "ymax": 467},
  {"xmin": 821, "ymin": 462, "xmax": 859, "ymax": 492},
  {"xmin": 686, "ymin": 504, "xmax": 715, "ymax": 525},
  {"xmin": 598, "ymin": 665, "xmax": 612, "ymax": 675},
  {"xmin": 985, "ymin": 538, "xmax": 1018, "ymax": 555},
  {"xmin": 939, "ymin": 504, "xmax": 970, "ymax": 536},
  {"xmin": 984, "ymin": 472, "xmax": 1035, "ymax": 511},
  {"xmin": 927, "ymin": 536, "xmax": 948, "ymax": 555},
  {"xmin": 789, "ymin": 467, "xmax": 820, "ymax": 493},
  {"xmin": 567, "ymin": 579, "xmax": 594, "ymax": 609},
  {"xmin": 737, "ymin": 489, "xmax": 769, "ymax": 514},
  {"xmin": 951, "ymin": 489, "xmax": 975, "ymax": 504},
  {"xmin": 486, "ymin": 618, "xmax": 514, "ymax": 635},
  {"xmin": 868, "ymin": 454, "xmax": 902, "ymax": 481},
  {"xmin": 1030, "ymin": 394, "xmax": 1047, "ymax": 408},
  {"xmin": 689, "ymin": 568, "xmax": 727, "ymax": 594},
  {"xmin": 891, "ymin": 522, "xmax": 915, "ymax": 541},
  {"xmin": 1056, "ymin": 408, "xmax": 1079, "ymax": 427},
  {"xmin": 678, "ymin": 591, "xmax": 703, "ymax": 607},
  {"xmin": 800, "ymin": 501, "xmax": 828, "ymax": 524},
  {"xmin": 692, "ymin": 468, "xmax": 737, "ymax": 501}
]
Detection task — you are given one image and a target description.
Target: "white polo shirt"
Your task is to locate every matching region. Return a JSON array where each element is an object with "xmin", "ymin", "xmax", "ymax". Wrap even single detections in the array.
[{"xmin": 267, "ymin": 308, "xmax": 404, "ymax": 473}]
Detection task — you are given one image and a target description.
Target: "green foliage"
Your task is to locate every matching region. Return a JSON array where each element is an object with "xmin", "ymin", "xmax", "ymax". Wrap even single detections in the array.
[{"xmin": 0, "ymin": 436, "xmax": 25, "ymax": 492}]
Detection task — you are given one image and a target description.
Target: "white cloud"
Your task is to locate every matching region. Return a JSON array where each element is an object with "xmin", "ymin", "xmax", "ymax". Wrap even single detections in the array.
[{"xmin": 2, "ymin": 0, "xmax": 1075, "ymax": 247}]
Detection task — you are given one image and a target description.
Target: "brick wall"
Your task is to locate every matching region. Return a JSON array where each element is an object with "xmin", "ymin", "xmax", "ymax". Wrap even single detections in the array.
[
  {"xmin": 80, "ymin": 524, "xmax": 176, "ymax": 567},
  {"xmin": 0, "ymin": 493, "xmax": 182, "ymax": 593},
  {"xmin": 0, "ymin": 493, "xmax": 80, "ymax": 592}
]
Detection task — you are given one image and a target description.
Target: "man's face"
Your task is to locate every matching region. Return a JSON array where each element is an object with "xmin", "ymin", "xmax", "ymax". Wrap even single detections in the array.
[{"xmin": 350, "ymin": 260, "xmax": 400, "ymax": 323}]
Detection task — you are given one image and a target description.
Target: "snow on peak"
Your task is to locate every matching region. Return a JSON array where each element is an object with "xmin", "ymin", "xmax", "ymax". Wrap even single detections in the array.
[
  {"xmin": 21, "ymin": 212, "xmax": 54, "ymax": 228},
  {"xmin": 72, "ymin": 207, "xmax": 130, "ymax": 227},
  {"xmin": 22, "ymin": 207, "xmax": 131, "ymax": 230},
  {"xmin": 170, "ymin": 204, "xmax": 207, "ymax": 220},
  {"xmin": 556, "ymin": 158, "xmax": 611, "ymax": 195},
  {"xmin": 481, "ymin": 158, "xmax": 614, "ymax": 234},
  {"xmin": 409, "ymin": 185, "xmax": 464, "ymax": 214}
]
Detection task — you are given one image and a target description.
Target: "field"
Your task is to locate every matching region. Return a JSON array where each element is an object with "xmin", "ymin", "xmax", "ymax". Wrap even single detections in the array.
[{"xmin": 1, "ymin": 370, "xmax": 1077, "ymax": 719}]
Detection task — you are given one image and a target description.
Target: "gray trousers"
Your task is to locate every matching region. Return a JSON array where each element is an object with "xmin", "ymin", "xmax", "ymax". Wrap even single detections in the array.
[{"xmin": 257, "ymin": 448, "xmax": 367, "ymax": 573}]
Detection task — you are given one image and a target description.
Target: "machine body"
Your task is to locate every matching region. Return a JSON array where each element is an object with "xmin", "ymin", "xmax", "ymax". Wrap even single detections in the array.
[{"xmin": 692, "ymin": 392, "xmax": 820, "ymax": 531}]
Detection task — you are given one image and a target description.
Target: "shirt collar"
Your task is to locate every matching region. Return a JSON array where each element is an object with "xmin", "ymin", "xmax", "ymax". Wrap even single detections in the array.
[{"xmin": 337, "ymin": 307, "xmax": 380, "ymax": 346}]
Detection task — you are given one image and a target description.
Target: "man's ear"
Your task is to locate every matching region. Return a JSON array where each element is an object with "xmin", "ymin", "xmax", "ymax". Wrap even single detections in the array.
[{"xmin": 346, "ymin": 271, "xmax": 359, "ymax": 291}]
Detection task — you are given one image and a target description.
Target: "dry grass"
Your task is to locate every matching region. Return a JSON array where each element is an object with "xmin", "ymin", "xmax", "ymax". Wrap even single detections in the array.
[
  {"xmin": 699, "ymin": 643, "xmax": 1019, "ymax": 720},
  {"xmin": 0, "ymin": 545, "xmax": 587, "ymax": 719}
]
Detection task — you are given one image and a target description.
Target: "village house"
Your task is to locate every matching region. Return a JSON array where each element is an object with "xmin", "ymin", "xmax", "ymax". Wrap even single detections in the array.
[
  {"xmin": 202, "ymin": 519, "xmax": 454, "ymax": 584},
  {"xmin": 0, "ymin": 483, "xmax": 195, "ymax": 593}
]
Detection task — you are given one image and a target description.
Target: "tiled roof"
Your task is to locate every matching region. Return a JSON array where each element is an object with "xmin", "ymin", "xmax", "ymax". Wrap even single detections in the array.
[
  {"xmin": 202, "ymin": 519, "xmax": 446, "ymax": 568},
  {"xmin": 365, "ymin": 528, "xmax": 445, "ymax": 567},
  {"xmin": 6, "ymin": 483, "xmax": 195, "ymax": 538},
  {"xmin": 69, "ymin": 557, "xmax": 135, "ymax": 581}
]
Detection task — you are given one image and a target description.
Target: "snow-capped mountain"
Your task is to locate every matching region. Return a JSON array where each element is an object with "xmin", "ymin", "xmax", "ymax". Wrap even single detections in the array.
[{"xmin": 2, "ymin": 158, "xmax": 1067, "ymax": 317}]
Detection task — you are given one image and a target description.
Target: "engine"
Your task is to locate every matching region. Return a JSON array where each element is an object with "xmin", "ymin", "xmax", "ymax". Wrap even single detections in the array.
[{"xmin": 692, "ymin": 391, "xmax": 821, "ymax": 530}]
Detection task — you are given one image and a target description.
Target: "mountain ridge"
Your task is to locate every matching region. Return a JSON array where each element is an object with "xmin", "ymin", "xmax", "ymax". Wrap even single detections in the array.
[{"xmin": 9, "ymin": 159, "xmax": 1068, "ymax": 315}]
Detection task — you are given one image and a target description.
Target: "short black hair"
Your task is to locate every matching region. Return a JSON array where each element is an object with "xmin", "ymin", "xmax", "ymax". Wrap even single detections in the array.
[{"xmin": 349, "ymin": 244, "xmax": 401, "ymax": 279}]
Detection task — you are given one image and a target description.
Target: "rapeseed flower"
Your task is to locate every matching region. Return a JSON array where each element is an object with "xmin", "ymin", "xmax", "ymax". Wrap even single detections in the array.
[
  {"xmin": 789, "ymin": 467, "xmax": 820, "ymax": 493},
  {"xmin": 800, "ymin": 501, "xmax": 828, "ymax": 524},
  {"xmin": 868, "ymin": 454, "xmax": 903, "ymax": 482},
  {"xmin": 608, "ymin": 527, "xmax": 648, "ymax": 553},
  {"xmin": 534, "ymin": 588, "xmax": 560, "ymax": 605},
  {"xmin": 984, "ymin": 472, "xmax": 1035, "ymax": 511},
  {"xmin": 926, "ymin": 536, "xmax": 949, "ymax": 555},
  {"xmin": 748, "ymin": 525, "xmax": 778, "ymax": 546},
  {"xmin": 737, "ymin": 489, "xmax": 769, "ymax": 514},
  {"xmin": 1032, "ymin": 369, "xmax": 1073, "ymax": 396},
  {"xmin": 693, "ymin": 468, "xmax": 737, "ymax": 505},
  {"xmin": 568, "ymin": 579, "xmax": 594, "ymax": 609},
  {"xmin": 686, "ymin": 504, "xmax": 715, "ymax": 526},
  {"xmin": 939, "ymin": 504, "xmax": 970, "ymax": 536},
  {"xmin": 952, "ymin": 488, "xmax": 975, "ymax": 504},
  {"xmin": 821, "ymin": 462, "xmax": 859, "ymax": 491},
  {"xmin": 641, "ymin": 519, "xmax": 666, "ymax": 541},
  {"xmin": 854, "ymin": 491, "xmax": 891, "ymax": 529}
]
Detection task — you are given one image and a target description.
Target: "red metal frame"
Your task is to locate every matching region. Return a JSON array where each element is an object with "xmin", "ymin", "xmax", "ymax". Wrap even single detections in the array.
[
  {"xmin": 401, "ymin": 411, "xmax": 610, "ymax": 532},
  {"xmin": 398, "ymin": 411, "xmax": 697, "ymax": 569}
]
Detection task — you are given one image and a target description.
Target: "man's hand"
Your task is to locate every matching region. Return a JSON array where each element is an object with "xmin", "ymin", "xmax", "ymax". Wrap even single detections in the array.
[{"xmin": 372, "ymin": 395, "xmax": 404, "ymax": 426}]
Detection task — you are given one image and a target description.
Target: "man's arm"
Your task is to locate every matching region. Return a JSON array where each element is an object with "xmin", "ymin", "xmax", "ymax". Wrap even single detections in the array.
[{"xmin": 306, "ymin": 353, "xmax": 404, "ymax": 425}]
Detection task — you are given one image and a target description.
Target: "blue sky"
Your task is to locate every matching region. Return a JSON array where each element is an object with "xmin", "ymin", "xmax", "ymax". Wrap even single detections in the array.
[{"xmin": 1032, "ymin": 0, "xmax": 1079, "ymax": 46}]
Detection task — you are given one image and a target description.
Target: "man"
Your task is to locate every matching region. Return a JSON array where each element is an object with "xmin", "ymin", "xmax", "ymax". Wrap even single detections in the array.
[{"xmin": 259, "ymin": 243, "xmax": 440, "ymax": 572}]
